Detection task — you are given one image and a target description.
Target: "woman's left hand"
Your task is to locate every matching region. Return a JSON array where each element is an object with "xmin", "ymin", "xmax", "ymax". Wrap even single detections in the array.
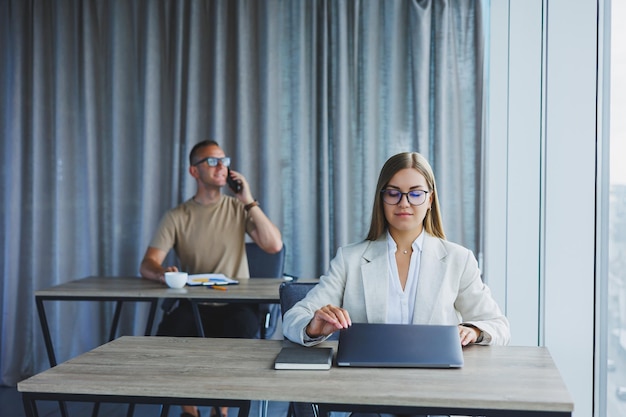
[{"xmin": 458, "ymin": 324, "xmax": 480, "ymax": 346}]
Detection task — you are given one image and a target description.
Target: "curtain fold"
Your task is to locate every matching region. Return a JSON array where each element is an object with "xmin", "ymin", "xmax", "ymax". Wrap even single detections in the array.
[{"xmin": 0, "ymin": 0, "xmax": 484, "ymax": 385}]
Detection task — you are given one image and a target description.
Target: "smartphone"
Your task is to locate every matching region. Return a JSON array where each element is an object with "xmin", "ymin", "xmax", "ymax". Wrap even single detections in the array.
[{"xmin": 227, "ymin": 168, "xmax": 243, "ymax": 193}]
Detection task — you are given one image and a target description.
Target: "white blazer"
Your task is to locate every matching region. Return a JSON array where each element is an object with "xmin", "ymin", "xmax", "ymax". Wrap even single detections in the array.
[{"xmin": 283, "ymin": 233, "xmax": 510, "ymax": 346}]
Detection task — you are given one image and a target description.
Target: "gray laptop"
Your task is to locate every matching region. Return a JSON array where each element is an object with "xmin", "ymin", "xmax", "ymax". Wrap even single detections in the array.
[{"xmin": 336, "ymin": 323, "xmax": 464, "ymax": 368}]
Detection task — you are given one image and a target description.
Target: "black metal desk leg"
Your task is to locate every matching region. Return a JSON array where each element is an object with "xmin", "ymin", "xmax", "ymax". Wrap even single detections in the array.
[
  {"xmin": 236, "ymin": 402, "xmax": 251, "ymax": 417},
  {"xmin": 35, "ymin": 298, "xmax": 70, "ymax": 417},
  {"xmin": 109, "ymin": 301, "xmax": 124, "ymax": 341},
  {"xmin": 21, "ymin": 395, "xmax": 38, "ymax": 417},
  {"xmin": 144, "ymin": 299, "xmax": 158, "ymax": 335},
  {"xmin": 35, "ymin": 297, "xmax": 57, "ymax": 367},
  {"xmin": 190, "ymin": 300, "xmax": 205, "ymax": 337},
  {"xmin": 91, "ymin": 401, "xmax": 100, "ymax": 417},
  {"xmin": 159, "ymin": 404, "xmax": 170, "ymax": 417}
]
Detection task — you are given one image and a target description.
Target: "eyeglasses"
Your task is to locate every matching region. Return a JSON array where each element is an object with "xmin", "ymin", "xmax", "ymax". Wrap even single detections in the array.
[
  {"xmin": 380, "ymin": 189, "xmax": 429, "ymax": 206},
  {"xmin": 194, "ymin": 157, "xmax": 231, "ymax": 167}
]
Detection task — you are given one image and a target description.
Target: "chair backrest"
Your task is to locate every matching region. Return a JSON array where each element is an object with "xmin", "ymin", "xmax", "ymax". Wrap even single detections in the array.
[
  {"xmin": 246, "ymin": 242, "xmax": 285, "ymax": 278},
  {"xmin": 279, "ymin": 281, "xmax": 339, "ymax": 341},
  {"xmin": 246, "ymin": 242, "xmax": 286, "ymax": 339},
  {"xmin": 279, "ymin": 281, "xmax": 317, "ymax": 319}
]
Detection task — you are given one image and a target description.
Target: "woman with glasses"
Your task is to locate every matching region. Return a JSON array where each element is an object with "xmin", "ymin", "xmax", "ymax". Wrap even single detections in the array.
[{"xmin": 283, "ymin": 151, "xmax": 510, "ymax": 347}]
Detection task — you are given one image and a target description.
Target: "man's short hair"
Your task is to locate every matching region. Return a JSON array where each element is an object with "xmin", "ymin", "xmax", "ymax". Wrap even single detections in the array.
[{"xmin": 189, "ymin": 140, "xmax": 220, "ymax": 166}]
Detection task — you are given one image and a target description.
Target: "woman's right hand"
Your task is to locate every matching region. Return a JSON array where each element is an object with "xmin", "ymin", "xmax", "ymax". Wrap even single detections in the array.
[{"xmin": 305, "ymin": 304, "xmax": 352, "ymax": 338}]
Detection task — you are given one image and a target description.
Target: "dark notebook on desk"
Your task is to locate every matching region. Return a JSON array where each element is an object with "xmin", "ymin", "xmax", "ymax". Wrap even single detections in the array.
[
  {"xmin": 274, "ymin": 345, "xmax": 333, "ymax": 370},
  {"xmin": 336, "ymin": 323, "xmax": 463, "ymax": 368}
]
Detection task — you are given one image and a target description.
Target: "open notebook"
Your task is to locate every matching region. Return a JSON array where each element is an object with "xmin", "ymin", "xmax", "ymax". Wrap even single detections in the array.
[{"xmin": 187, "ymin": 274, "xmax": 239, "ymax": 286}]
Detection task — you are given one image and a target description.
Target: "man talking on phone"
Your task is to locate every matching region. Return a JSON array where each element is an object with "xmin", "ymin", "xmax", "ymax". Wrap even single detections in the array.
[{"xmin": 139, "ymin": 140, "xmax": 282, "ymax": 417}]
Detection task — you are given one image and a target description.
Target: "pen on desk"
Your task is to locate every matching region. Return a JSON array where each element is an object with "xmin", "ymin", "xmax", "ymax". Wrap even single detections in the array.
[{"xmin": 207, "ymin": 285, "xmax": 227, "ymax": 291}]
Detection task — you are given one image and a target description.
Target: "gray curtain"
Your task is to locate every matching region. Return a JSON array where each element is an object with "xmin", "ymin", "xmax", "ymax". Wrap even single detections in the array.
[{"xmin": 0, "ymin": 0, "xmax": 484, "ymax": 385}]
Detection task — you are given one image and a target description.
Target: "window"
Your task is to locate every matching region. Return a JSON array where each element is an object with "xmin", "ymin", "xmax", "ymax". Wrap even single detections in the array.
[{"xmin": 602, "ymin": 2, "xmax": 626, "ymax": 415}]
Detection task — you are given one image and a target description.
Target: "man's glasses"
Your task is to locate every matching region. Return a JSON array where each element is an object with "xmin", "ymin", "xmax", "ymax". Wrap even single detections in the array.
[
  {"xmin": 194, "ymin": 157, "xmax": 231, "ymax": 167},
  {"xmin": 380, "ymin": 189, "xmax": 429, "ymax": 206}
]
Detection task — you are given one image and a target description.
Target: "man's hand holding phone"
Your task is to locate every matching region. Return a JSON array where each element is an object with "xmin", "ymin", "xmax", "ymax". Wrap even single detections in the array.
[
  {"xmin": 227, "ymin": 167, "xmax": 243, "ymax": 194},
  {"xmin": 226, "ymin": 168, "xmax": 259, "ymax": 212}
]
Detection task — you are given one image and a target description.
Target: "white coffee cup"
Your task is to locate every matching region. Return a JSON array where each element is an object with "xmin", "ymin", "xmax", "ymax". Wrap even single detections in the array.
[{"xmin": 164, "ymin": 272, "xmax": 188, "ymax": 288}]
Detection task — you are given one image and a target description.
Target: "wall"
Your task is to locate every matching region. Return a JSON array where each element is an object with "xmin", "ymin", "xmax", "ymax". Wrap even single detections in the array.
[{"xmin": 484, "ymin": 1, "xmax": 598, "ymax": 416}]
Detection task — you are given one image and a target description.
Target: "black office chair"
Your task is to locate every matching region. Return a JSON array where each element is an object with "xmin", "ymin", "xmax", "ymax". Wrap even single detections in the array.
[
  {"xmin": 246, "ymin": 242, "xmax": 286, "ymax": 340},
  {"xmin": 279, "ymin": 281, "xmax": 339, "ymax": 341},
  {"xmin": 279, "ymin": 281, "xmax": 317, "ymax": 320}
]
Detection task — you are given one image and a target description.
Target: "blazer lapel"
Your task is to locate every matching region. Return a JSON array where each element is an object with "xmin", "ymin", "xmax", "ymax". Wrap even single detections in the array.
[
  {"xmin": 360, "ymin": 238, "xmax": 389, "ymax": 323},
  {"xmin": 413, "ymin": 233, "xmax": 447, "ymax": 323}
]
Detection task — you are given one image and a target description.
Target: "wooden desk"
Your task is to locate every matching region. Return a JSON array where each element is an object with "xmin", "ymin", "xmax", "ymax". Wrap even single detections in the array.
[
  {"xmin": 19, "ymin": 336, "xmax": 574, "ymax": 417},
  {"xmin": 36, "ymin": 276, "xmax": 291, "ymax": 367}
]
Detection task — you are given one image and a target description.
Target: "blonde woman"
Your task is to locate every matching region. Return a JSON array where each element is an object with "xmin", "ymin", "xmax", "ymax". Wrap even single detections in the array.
[{"xmin": 283, "ymin": 152, "xmax": 510, "ymax": 347}]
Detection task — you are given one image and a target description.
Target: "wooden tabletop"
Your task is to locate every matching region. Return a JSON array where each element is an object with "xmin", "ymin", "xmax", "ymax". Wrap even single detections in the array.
[
  {"xmin": 35, "ymin": 276, "xmax": 299, "ymax": 302},
  {"xmin": 18, "ymin": 336, "xmax": 573, "ymax": 414}
]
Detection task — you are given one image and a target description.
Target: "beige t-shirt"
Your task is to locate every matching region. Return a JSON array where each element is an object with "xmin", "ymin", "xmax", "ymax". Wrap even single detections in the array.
[{"xmin": 149, "ymin": 196, "xmax": 256, "ymax": 278}]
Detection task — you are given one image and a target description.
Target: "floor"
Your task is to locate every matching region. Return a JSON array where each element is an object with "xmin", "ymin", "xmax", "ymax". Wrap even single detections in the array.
[{"xmin": 1, "ymin": 385, "xmax": 290, "ymax": 417}]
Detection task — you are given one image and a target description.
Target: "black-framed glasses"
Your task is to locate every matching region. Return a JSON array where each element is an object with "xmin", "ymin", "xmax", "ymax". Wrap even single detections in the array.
[
  {"xmin": 194, "ymin": 156, "xmax": 231, "ymax": 167},
  {"xmin": 380, "ymin": 189, "xmax": 429, "ymax": 206}
]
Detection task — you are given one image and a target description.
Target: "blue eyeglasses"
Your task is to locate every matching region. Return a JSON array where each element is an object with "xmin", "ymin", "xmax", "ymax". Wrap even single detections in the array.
[
  {"xmin": 194, "ymin": 157, "xmax": 231, "ymax": 167},
  {"xmin": 380, "ymin": 189, "xmax": 429, "ymax": 206}
]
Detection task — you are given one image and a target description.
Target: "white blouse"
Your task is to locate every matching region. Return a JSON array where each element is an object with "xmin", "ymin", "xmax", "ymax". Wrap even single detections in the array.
[{"xmin": 385, "ymin": 230, "xmax": 424, "ymax": 324}]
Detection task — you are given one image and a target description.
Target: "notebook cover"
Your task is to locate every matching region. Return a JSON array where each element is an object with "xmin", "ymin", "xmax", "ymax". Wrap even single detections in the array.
[{"xmin": 274, "ymin": 346, "xmax": 333, "ymax": 370}]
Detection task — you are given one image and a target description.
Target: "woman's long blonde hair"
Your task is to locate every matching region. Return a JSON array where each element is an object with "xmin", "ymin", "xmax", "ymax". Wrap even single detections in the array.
[{"xmin": 366, "ymin": 152, "xmax": 446, "ymax": 241}]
